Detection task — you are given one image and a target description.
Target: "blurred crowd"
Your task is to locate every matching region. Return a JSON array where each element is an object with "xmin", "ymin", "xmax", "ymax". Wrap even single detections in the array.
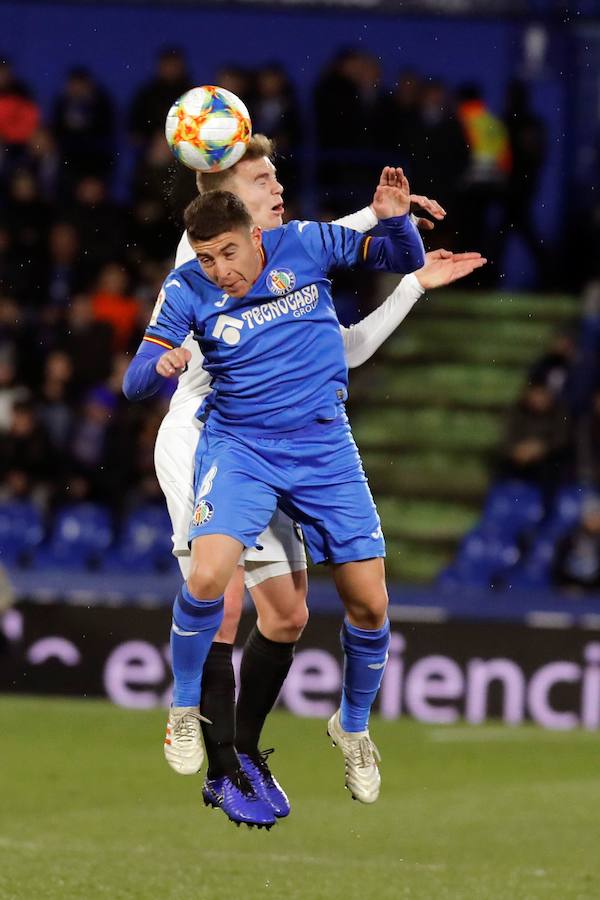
[
  {"xmin": 0, "ymin": 45, "xmax": 597, "ymax": 588},
  {"xmin": 443, "ymin": 283, "xmax": 600, "ymax": 594},
  {"xmin": 495, "ymin": 286, "xmax": 600, "ymax": 592}
]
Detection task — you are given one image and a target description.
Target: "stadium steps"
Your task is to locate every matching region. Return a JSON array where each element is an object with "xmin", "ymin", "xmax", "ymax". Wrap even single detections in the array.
[
  {"xmin": 361, "ymin": 450, "xmax": 490, "ymax": 501},
  {"xmin": 346, "ymin": 288, "xmax": 580, "ymax": 582}
]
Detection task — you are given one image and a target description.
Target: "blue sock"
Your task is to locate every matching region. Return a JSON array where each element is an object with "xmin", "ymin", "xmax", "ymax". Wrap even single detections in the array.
[
  {"xmin": 340, "ymin": 618, "xmax": 391, "ymax": 732},
  {"xmin": 170, "ymin": 583, "xmax": 224, "ymax": 707}
]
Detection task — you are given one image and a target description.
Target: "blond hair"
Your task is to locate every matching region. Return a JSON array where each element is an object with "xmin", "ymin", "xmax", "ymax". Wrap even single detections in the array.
[{"xmin": 196, "ymin": 134, "xmax": 275, "ymax": 193}]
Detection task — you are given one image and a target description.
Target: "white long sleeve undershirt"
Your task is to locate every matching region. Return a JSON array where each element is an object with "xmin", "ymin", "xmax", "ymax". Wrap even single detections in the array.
[
  {"xmin": 340, "ymin": 273, "xmax": 424, "ymax": 369},
  {"xmin": 330, "ymin": 206, "xmax": 425, "ymax": 368}
]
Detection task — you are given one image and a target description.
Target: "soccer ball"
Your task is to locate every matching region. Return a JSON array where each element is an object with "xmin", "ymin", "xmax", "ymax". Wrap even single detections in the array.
[{"xmin": 165, "ymin": 85, "xmax": 252, "ymax": 173}]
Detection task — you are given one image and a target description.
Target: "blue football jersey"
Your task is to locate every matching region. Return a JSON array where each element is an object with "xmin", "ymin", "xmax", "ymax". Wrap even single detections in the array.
[{"xmin": 144, "ymin": 218, "xmax": 420, "ymax": 431}]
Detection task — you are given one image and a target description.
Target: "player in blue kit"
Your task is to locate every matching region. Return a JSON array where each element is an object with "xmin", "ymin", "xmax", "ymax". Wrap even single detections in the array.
[{"xmin": 123, "ymin": 170, "xmax": 424, "ymax": 825}]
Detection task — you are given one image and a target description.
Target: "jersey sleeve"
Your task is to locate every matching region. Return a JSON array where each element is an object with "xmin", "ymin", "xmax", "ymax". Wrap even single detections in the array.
[
  {"xmin": 123, "ymin": 273, "xmax": 196, "ymax": 402},
  {"xmin": 143, "ymin": 274, "xmax": 195, "ymax": 351},
  {"xmin": 294, "ymin": 216, "xmax": 425, "ymax": 275},
  {"xmin": 360, "ymin": 216, "xmax": 425, "ymax": 273},
  {"xmin": 292, "ymin": 220, "xmax": 368, "ymax": 271}
]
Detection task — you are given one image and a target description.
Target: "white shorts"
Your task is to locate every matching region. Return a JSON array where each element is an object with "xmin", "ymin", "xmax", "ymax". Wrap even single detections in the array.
[{"xmin": 154, "ymin": 421, "xmax": 307, "ymax": 579}]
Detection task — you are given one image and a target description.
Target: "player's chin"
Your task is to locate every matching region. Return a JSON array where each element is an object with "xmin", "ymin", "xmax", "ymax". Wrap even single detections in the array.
[
  {"xmin": 269, "ymin": 207, "xmax": 284, "ymax": 227},
  {"xmin": 224, "ymin": 283, "xmax": 247, "ymax": 298}
]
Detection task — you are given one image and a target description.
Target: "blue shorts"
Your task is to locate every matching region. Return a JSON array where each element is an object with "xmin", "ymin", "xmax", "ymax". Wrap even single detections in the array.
[{"xmin": 189, "ymin": 417, "xmax": 385, "ymax": 565}]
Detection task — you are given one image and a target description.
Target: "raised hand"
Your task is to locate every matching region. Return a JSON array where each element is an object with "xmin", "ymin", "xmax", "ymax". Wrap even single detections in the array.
[
  {"xmin": 415, "ymin": 249, "xmax": 487, "ymax": 289},
  {"xmin": 156, "ymin": 347, "xmax": 192, "ymax": 378},
  {"xmin": 371, "ymin": 166, "xmax": 411, "ymax": 219}
]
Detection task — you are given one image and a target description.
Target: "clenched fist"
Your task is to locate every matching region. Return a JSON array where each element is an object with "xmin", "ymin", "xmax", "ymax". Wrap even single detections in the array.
[{"xmin": 156, "ymin": 347, "xmax": 192, "ymax": 378}]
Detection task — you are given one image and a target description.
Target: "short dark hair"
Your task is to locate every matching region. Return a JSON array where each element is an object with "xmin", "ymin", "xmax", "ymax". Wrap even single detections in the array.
[{"xmin": 184, "ymin": 190, "xmax": 253, "ymax": 243}]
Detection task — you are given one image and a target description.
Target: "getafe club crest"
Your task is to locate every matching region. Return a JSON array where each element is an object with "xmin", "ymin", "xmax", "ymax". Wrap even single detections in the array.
[
  {"xmin": 193, "ymin": 499, "xmax": 214, "ymax": 526},
  {"xmin": 267, "ymin": 268, "xmax": 296, "ymax": 296}
]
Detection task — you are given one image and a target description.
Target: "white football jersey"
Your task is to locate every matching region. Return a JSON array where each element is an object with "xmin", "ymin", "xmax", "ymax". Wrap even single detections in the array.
[{"xmin": 160, "ymin": 232, "xmax": 210, "ymax": 428}]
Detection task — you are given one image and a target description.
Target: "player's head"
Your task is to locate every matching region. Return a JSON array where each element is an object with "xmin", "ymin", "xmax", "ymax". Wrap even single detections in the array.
[
  {"xmin": 195, "ymin": 134, "xmax": 284, "ymax": 230},
  {"xmin": 184, "ymin": 190, "xmax": 262, "ymax": 298}
]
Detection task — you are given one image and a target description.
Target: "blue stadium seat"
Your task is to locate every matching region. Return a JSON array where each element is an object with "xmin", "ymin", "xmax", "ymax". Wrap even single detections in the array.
[
  {"xmin": 480, "ymin": 479, "xmax": 544, "ymax": 539},
  {"xmin": 505, "ymin": 539, "xmax": 555, "ymax": 589},
  {"xmin": 109, "ymin": 504, "xmax": 176, "ymax": 573},
  {"xmin": 438, "ymin": 526, "xmax": 521, "ymax": 589},
  {"xmin": 540, "ymin": 483, "xmax": 588, "ymax": 540},
  {"xmin": 0, "ymin": 500, "xmax": 44, "ymax": 566},
  {"xmin": 36, "ymin": 503, "xmax": 114, "ymax": 570},
  {"xmin": 505, "ymin": 484, "xmax": 590, "ymax": 589}
]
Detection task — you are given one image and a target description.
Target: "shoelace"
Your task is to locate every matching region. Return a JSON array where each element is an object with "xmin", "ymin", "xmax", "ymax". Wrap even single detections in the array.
[
  {"xmin": 349, "ymin": 736, "xmax": 381, "ymax": 770},
  {"xmin": 230, "ymin": 767, "xmax": 258, "ymax": 799},
  {"xmin": 172, "ymin": 711, "xmax": 211, "ymax": 744},
  {"xmin": 252, "ymin": 748, "xmax": 276, "ymax": 786}
]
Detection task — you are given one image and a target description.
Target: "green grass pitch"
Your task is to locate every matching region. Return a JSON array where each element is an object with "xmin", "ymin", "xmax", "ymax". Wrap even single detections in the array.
[{"xmin": 1, "ymin": 696, "xmax": 600, "ymax": 900}]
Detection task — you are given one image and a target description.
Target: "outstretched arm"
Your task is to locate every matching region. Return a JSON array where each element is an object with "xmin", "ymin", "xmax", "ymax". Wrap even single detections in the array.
[
  {"xmin": 341, "ymin": 273, "xmax": 423, "ymax": 368},
  {"xmin": 333, "ymin": 166, "xmax": 447, "ymax": 235},
  {"xmin": 341, "ymin": 250, "xmax": 487, "ymax": 369},
  {"xmin": 297, "ymin": 168, "xmax": 425, "ymax": 275}
]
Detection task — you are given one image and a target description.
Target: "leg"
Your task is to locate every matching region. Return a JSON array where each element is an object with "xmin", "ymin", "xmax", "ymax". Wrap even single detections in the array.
[
  {"xmin": 234, "ymin": 511, "xmax": 308, "ymax": 816},
  {"xmin": 236, "ymin": 566, "xmax": 308, "ymax": 755},
  {"xmin": 170, "ymin": 533, "xmax": 242, "ymax": 709},
  {"xmin": 324, "ymin": 559, "xmax": 390, "ymax": 805},
  {"xmin": 170, "ymin": 421, "xmax": 278, "ymax": 717},
  {"xmin": 156, "ymin": 422, "xmax": 245, "ymax": 778},
  {"xmin": 281, "ymin": 423, "xmax": 389, "ymax": 802},
  {"xmin": 331, "ymin": 558, "xmax": 390, "ymax": 732},
  {"xmin": 249, "ymin": 565, "xmax": 309, "ymax": 642},
  {"xmin": 165, "ymin": 534, "xmax": 241, "ymax": 775},
  {"xmin": 199, "ymin": 565, "xmax": 244, "ymax": 780}
]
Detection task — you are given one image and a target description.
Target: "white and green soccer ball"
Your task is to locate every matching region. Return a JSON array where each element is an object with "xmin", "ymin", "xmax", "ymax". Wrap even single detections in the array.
[{"xmin": 165, "ymin": 85, "xmax": 252, "ymax": 172}]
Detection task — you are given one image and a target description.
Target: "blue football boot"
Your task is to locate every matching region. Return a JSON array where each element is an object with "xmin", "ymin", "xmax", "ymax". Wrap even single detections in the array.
[
  {"xmin": 202, "ymin": 767, "xmax": 276, "ymax": 829},
  {"xmin": 239, "ymin": 749, "xmax": 291, "ymax": 818}
]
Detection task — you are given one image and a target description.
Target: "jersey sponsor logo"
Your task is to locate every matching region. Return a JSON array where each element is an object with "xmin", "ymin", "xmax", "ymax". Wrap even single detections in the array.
[
  {"xmin": 214, "ymin": 293, "xmax": 229, "ymax": 308},
  {"xmin": 212, "ymin": 314, "xmax": 244, "ymax": 345},
  {"xmin": 371, "ymin": 526, "xmax": 383, "ymax": 540},
  {"xmin": 267, "ymin": 268, "xmax": 296, "ymax": 295},
  {"xmin": 241, "ymin": 285, "xmax": 320, "ymax": 328},
  {"xmin": 192, "ymin": 499, "xmax": 214, "ymax": 527},
  {"xmin": 210, "ymin": 286, "xmax": 321, "ymax": 344}
]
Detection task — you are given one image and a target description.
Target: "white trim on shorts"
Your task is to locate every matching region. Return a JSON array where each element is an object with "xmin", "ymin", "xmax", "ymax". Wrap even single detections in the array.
[{"xmin": 244, "ymin": 559, "xmax": 308, "ymax": 590}]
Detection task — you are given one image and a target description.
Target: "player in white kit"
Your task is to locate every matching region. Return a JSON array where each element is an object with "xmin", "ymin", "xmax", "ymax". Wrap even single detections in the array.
[{"xmin": 154, "ymin": 135, "xmax": 485, "ymax": 816}]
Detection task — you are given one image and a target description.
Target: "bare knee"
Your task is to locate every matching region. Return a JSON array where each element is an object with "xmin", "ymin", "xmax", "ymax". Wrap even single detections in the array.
[
  {"xmin": 281, "ymin": 602, "xmax": 309, "ymax": 641},
  {"xmin": 187, "ymin": 565, "xmax": 227, "ymax": 601},
  {"xmin": 345, "ymin": 596, "xmax": 388, "ymax": 631},
  {"xmin": 259, "ymin": 602, "xmax": 309, "ymax": 643}
]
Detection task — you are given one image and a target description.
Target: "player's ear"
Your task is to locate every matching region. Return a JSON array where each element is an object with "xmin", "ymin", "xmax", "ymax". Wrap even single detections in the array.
[{"xmin": 250, "ymin": 225, "xmax": 262, "ymax": 250}]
